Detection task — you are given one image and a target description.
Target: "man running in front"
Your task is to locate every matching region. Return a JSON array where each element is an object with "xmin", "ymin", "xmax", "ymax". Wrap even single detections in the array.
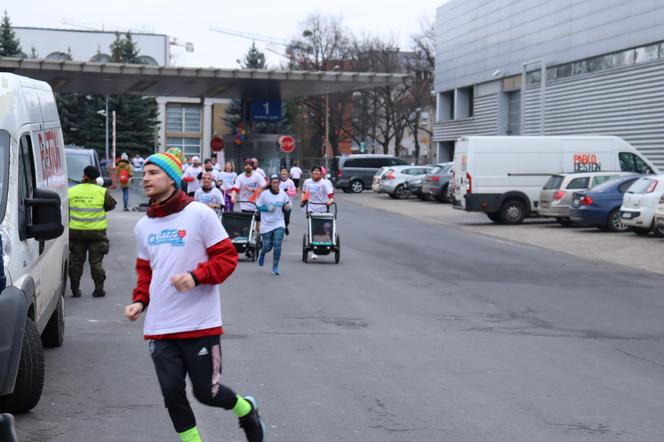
[{"xmin": 124, "ymin": 152, "xmax": 265, "ymax": 442}]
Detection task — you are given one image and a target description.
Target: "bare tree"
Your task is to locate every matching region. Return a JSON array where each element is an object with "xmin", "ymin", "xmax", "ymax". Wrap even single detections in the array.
[
  {"xmin": 286, "ymin": 13, "xmax": 354, "ymax": 157},
  {"xmin": 407, "ymin": 16, "xmax": 436, "ymax": 163}
]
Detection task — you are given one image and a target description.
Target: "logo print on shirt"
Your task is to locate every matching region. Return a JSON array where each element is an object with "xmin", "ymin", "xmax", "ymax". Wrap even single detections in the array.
[{"xmin": 148, "ymin": 229, "xmax": 186, "ymax": 247}]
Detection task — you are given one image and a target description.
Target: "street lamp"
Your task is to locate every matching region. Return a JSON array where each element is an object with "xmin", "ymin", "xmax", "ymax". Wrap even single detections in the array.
[{"xmin": 96, "ymin": 96, "xmax": 110, "ymax": 162}]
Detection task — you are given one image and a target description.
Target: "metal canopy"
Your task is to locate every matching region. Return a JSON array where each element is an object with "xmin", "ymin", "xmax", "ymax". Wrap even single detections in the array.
[{"xmin": 0, "ymin": 58, "xmax": 408, "ymax": 99}]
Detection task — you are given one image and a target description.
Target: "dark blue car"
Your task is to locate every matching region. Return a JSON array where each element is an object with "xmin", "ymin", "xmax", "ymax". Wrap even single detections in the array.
[{"xmin": 569, "ymin": 175, "xmax": 641, "ymax": 232}]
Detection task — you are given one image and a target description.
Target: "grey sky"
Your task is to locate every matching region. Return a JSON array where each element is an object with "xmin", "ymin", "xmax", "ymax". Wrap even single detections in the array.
[{"xmin": 8, "ymin": 0, "xmax": 444, "ymax": 68}]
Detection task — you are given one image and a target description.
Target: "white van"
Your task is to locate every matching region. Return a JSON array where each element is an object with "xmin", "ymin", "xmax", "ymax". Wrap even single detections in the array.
[
  {"xmin": 0, "ymin": 73, "xmax": 68, "ymax": 413},
  {"xmin": 452, "ymin": 136, "xmax": 658, "ymax": 224}
]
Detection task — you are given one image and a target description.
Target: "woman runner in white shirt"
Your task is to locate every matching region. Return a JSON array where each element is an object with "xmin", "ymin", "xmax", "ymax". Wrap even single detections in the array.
[
  {"xmin": 219, "ymin": 162, "xmax": 238, "ymax": 212},
  {"xmin": 256, "ymin": 175, "xmax": 290, "ymax": 275}
]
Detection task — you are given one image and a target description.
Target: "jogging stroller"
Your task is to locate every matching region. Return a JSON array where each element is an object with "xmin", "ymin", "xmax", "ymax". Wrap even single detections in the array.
[
  {"xmin": 222, "ymin": 201, "xmax": 261, "ymax": 261},
  {"xmin": 302, "ymin": 202, "xmax": 340, "ymax": 264}
]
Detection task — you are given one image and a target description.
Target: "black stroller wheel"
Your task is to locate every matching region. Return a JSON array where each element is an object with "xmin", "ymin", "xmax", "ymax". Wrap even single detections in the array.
[
  {"xmin": 334, "ymin": 235, "xmax": 340, "ymax": 264},
  {"xmin": 302, "ymin": 234, "xmax": 308, "ymax": 263}
]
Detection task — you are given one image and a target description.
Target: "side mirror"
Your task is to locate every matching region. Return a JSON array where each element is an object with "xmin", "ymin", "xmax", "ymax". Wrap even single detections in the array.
[
  {"xmin": 103, "ymin": 177, "xmax": 113, "ymax": 188},
  {"xmin": 25, "ymin": 188, "xmax": 64, "ymax": 241}
]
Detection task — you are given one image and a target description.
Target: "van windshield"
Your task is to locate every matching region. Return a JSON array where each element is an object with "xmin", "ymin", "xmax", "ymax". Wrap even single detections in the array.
[
  {"xmin": 0, "ymin": 131, "xmax": 8, "ymax": 223},
  {"xmin": 66, "ymin": 152, "xmax": 92, "ymax": 184}
]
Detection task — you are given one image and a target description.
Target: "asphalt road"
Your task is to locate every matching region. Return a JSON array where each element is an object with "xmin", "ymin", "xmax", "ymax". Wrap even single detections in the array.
[{"xmin": 14, "ymin": 193, "xmax": 664, "ymax": 442}]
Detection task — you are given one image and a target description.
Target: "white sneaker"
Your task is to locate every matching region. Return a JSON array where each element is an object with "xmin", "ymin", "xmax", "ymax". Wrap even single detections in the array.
[{"xmin": 311, "ymin": 253, "xmax": 318, "ymax": 261}]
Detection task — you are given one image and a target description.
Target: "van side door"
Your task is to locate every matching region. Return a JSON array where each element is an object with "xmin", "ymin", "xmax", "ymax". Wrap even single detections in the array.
[{"xmin": 17, "ymin": 129, "xmax": 43, "ymax": 321}]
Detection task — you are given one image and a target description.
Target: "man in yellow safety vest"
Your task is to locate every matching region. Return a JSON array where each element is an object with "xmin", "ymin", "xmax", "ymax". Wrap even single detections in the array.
[{"xmin": 68, "ymin": 166, "xmax": 117, "ymax": 298}]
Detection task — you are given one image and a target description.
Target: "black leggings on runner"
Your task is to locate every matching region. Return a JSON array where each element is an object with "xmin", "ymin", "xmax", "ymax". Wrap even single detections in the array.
[{"xmin": 150, "ymin": 335, "xmax": 238, "ymax": 433}]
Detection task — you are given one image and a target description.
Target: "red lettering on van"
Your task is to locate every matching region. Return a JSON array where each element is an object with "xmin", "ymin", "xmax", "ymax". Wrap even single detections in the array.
[
  {"xmin": 573, "ymin": 153, "xmax": 601, "ymax": 172},
  {"xmin": 38, "ymin": 129, "xmax": 63, "ymax": 180}
]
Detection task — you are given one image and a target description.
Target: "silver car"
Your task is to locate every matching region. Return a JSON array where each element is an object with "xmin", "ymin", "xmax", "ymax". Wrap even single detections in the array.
[
  {"xmin": 372, "ymin": 167, "xmax": 390, "ymax": 193},
  {"xmin": 540, "ymin": 172, "xmax": 633, "ymax": 225},
  {"xmin": 380, "ymin": 165, "xmax": 434, "ymax": 199}
]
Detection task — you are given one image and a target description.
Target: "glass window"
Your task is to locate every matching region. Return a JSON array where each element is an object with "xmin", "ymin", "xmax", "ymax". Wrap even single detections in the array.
[
  {"xmin": 633, "ymin": 155, "xmax": 650, "ymax": 174},
  {"xmin": 618, "ymin": 178, "xmax": 639, "ymax": 193},
  {"xmin": 166, "ymin": 104, "xmax": 201, "ymax": 133},
  {"xmin": 367, "ymin": 158, "xmax": 390, "ymax": 168},
  {"xmin": 566, "ymin": 177, "xmax": 590, "ymax": 189},
  {"xmin": 543, "ymin": 175, "xmax": 564, "ymax": 190},
  {"xmin": 184, "ymin": 106, "xmax": 201, "ymax": 132},
  {"xmin": 390, "ymin": 158, "xmax": 407, "ymax": 166},
  {"xmin": 431, "ymin": 166, "xmax": 443, "ymax": 174},
  {"xmin": 619, "ymin": 152, "xmax": 637, "ymax": 172},
  {"xmin": 0, "ymin": 130, "xmax": 9, "ymax": 223},
  {"xmin": 556, "ymin": 63, "xmax": 572, "ymax": 78},
  {"xmin": 591, "ymin": 175, "xmax": 616, "ymax": 188},
  {"xmin": 507, "ymin": 90, "xmax": 521, "ymax": 135},
  {"xmin": 635, "ymin": 44, "xmax": 659, "ymax": 63},
  {"xmin": 627, "ymin": 177, "xmax": 656, "ymax": 194},
  {"xmin": 167, "ymin": 137, "xmax": 200, "ymax": 157},
  {"xmin": 526, "ymin": 70, "xmax": 541, "ymax": 85},
  {"xmin": 66, "ymin": 153, "xmax": 92, "ymax": 184},
  {"xmin": 572, "ymin": 60, "xmax": 588, "ymax": 75}
]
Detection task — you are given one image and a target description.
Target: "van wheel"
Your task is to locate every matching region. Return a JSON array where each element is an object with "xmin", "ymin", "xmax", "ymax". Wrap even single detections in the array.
[
  {"xmin": 0, "ymin": 318, "xmax": 45, "ymax": 413},
  {"xmin": 42, "ymin": 294, "xmax": 65, "ymax": 348},
  {"xmin": 486, "ymin": 212, "xmax": 502, "ymax": 223},
  {"xmin": 350, "ymin": 180, "xmax": 364, "ymax": 193},
  {"xmin": 499, "ymin": 199, "xmax": 526, "ymax": 225}
]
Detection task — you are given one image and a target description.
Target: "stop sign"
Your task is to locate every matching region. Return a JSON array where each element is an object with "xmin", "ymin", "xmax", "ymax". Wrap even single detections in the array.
[
  {"xmin": 279, "ymin": 135, "xmax": 295, "ymax": 153},
  {"xmin": 210, "ymin": 136, "xmax": 224, "ymax": 152}
]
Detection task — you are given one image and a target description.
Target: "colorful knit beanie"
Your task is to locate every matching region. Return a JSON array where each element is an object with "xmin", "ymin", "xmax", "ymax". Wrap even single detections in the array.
[
  {"xmin": 166, "ymin": 147, "xmax": 184, "ymax": 164},
  {"xmin": 146, "ymin": 153, "xmax": 183, "ymax": 187}
]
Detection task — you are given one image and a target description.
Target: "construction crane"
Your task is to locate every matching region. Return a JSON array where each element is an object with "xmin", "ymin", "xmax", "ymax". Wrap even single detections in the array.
[{"xmin": 209, "ymin": 26, "xmax": 289, "ymax": 47}]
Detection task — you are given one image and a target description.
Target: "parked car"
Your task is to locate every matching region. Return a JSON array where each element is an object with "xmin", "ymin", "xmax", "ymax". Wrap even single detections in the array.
[
  {"xmin": 334, "ymin": 154, "xmax": 407, "ymax": 193},
  {"xmin": 539, "ymin": 172, "xmax": 633, "ymax": 225},
  {"xmin": 453, "ymin": 135, "xmax": 658, "ymax": 224},
  {"xmin": 0, "ymin": 73, "xmax": 68, "ymax": 413},
  {"xmin": 65, "ymin": 147, "xmax": 111, "ymax": 187},
  {"xmin": 380, "ymin": 165, "xmax": 433, "ymax": 199},
  {"xmin": 620, "ymin": 175, "xmax": 664, "ymax": 236},
  {"xmin": 420, "ymin": 162, "xmax": 453, "ymax": 202},
  {"xmin": 655, "ymin": 194, "xmax": 664, "ymax": 236},
  {"xmin": 569, "ymin": 175, "xmax": 641, "ymax": 232},
  {"xmin": 371, "ymin": 167, "xmax": 390, "ymax": 193}
]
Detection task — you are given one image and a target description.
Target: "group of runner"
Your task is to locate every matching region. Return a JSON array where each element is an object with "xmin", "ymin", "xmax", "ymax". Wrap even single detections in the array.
[{"xmin": 124, "ymin": 150, "xmax": 333, "ymax": 442}]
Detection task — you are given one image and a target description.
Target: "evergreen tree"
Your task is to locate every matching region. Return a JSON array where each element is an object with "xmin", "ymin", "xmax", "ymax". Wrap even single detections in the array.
[
  {"xmin": 0, "ymin": 10, "xmax": 21, "ymax": 57},
  {"xmin": 59, "ymin": 32, "xmax": 158, "ymax": 156},
  {"xmin": 225, "ymin": 43, "xmax": 292, "ymax": 135}
]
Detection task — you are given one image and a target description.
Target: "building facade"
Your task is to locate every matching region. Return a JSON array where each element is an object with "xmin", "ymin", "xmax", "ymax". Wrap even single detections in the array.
[
  {"xmin": 15, "ymin": 27, "xmax": 229, "ymax": 160},
  {"xmin": 433, "ymin": 0, "xmax": 664, "ymax": 169}
]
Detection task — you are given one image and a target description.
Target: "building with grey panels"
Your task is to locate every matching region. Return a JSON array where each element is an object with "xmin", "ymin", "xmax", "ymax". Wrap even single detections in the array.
[{"xmin": 433, "ymin": 0, "xmax": 664, "ymax": 169}]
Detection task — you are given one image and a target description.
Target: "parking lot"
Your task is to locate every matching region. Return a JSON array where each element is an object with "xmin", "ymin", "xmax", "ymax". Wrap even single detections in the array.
[{"xmin": 343, "ymin": 192, "xmax": 664, "ymax": 276}]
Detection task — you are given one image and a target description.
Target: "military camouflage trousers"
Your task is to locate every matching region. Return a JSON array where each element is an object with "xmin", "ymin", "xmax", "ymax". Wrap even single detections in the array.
[{"xmin": 68, "ymin": 229, "xmax": 110, "ymax": 291}]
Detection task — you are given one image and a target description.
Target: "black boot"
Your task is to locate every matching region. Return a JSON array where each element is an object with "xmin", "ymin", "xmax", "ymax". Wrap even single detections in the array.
[
  {"xmin": 0, "ymin": 413, "xmax": 18, "ymax": 442},
  {"xmin": 71, "ymin": 285, "xmax": 82, "ymax": 298},
  {"xmin": 92, "ymin": 288, "xmax": 106, "ymax": 298}
]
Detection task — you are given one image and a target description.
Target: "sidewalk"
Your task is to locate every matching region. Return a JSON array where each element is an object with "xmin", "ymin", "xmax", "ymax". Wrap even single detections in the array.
[{"xmin": 341, "ymin": 192, "xmax": 664, "ymax": 276}]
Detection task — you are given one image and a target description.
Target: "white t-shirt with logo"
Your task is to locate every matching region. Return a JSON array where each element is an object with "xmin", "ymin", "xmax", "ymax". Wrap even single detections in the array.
[
  {"xmin": 134, "ymin": 202, "xmax": 228, "ymax": 336},
  {"xmin": 194, "ymin": 187, "xmax": 224, "ymax": 213},
  {"xmin": 290, "ymin": 166, "xmax": 303, "ymax": 179},
  {"xmin": 183, "ymin": 166, "xmax": 203, "ymax": 193},
  {"xmin": 302, "ymin": 178, "xmax": 334, "ymax": 213},
  {"xmin": 256, "ymin": 190, "xmax": 290, "ymax": 233},
  {"xmin": 279, "ymin": 178, "xmax": 297, "ymax": 199},
  {"xmin": 233, "ymin": 173, "xmax": 266, "ymax": 211},
  {"xmin": 219, "ymin": 172, "xmax": 237, "ymax": 192}
]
